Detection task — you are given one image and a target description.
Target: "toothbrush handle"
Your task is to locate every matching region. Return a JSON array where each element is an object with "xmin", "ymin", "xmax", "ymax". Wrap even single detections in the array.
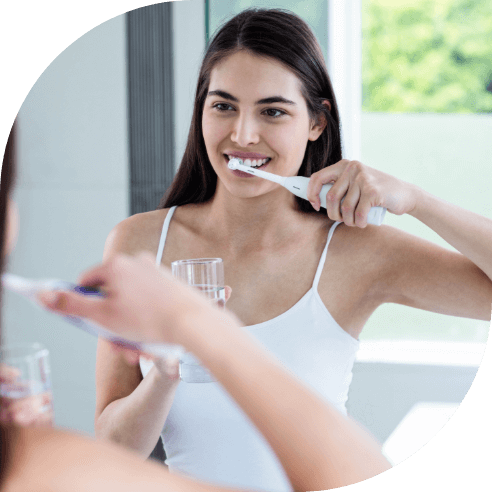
[
  {"xmin": 63, "ymin": 313, "xmax": 185, "ymax": 359},
  {"xmin": 140, "ymin": 342, "xmax": 185, "ymax": 359},
  {"xmin": 318, "ymin": 184, "xmax": 387, "ymax": 226},
  {"xmin": 45, "ymin": 281, "xmax": 185, "ymax": 359},
  {"xmin": 283, "ymin": 176, "xmax": 386, "ymax": 226}
]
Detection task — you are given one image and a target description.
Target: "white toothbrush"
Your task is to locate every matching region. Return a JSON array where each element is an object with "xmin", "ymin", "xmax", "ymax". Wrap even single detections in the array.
[
  {"xmin": 2, "ymin": 273, "xmax": 184, "ymax": 359},
  {"xmin": 228, "ymin": 158, "xmax": 386, "ymax": 226}
]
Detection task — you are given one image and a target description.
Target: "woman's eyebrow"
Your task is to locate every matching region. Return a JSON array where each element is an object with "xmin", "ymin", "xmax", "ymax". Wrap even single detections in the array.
[
  {"xmin": 207, "ymin": 90, "xmax": 296, "ymax": 106},
  {"xmin": 207, "ymin": 90, "xmax": 238, "ymax": 102},
  {"xmin": 256, "ymin": 96, "xmax": 296, "ymax": 105}
]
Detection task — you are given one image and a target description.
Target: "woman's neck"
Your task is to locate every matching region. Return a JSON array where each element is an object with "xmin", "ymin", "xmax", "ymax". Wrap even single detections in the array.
[{"xmin": 202, "ymin": 184, "xmax": 305, "ymax": 251}]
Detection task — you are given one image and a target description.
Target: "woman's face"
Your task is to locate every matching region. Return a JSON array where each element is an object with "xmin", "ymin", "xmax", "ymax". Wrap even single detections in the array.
[{"xmin": 202, "ymin": 50, "xmax": 325, "ymax": 200}]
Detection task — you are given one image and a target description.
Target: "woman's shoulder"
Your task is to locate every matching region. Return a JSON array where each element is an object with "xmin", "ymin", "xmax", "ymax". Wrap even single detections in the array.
[
  {"xmin": 2, "ymin": 426, "xmax": 173, "ymax": 492},
  {"xmin": 338, "ymin": 223, "xmax": 424, "ymax": 249},
  {"xmin": 328, "ymin": 222, "xmax": 428, "ymax": 271},
  {"xmin": 322, "ymin": 221, "xmax": 398, "ymax": 261},
  {"xmin": 104, "ymin": 209, "xmax": 173, "ymax": 259}
]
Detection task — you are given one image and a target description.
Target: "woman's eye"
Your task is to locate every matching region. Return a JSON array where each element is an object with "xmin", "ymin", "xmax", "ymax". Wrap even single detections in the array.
[
  {"xmin": 213, "ymin": 103, "xmax": 234, "ymax": 112},
  {"xmin": 263, "ymin": 108, "xmax": 285, "ymax": 118}
]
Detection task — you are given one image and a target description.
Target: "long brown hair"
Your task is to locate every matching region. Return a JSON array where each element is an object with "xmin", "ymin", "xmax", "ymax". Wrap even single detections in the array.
[
  {"xmin": 0, "ymin": 125, "xmax": 16, "ymax": 295},
  {"xmin": 0, "ymin": 122, "xmax": 16, "ymax": 485},
  {"xmin": 160, "ymin": 8, "xmax": 342, "ymax": 212}
]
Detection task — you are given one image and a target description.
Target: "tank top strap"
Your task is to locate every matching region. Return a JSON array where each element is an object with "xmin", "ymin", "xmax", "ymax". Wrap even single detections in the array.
[
  {"xmin": 156, "ymin": 206, "xmax": 177, "ymax": 266},
  {"xmin": 312, "ymin": 221, "xmax": 342, "ymax": 289}
]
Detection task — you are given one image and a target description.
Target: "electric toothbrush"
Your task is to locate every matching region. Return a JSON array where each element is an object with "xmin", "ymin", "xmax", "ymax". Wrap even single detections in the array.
[
  {"xmin": 228, "ymin": 158, "xmax": 386, "ymax": 226},
  {"xmin": 2, "ymin": 273, "xmax": 184, "ymax": 358}
]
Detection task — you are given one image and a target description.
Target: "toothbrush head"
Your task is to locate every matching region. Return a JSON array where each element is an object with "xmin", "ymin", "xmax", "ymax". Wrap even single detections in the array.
[{"xmin": 228, "ymin": 158, "xmax": 242, "ymax": 170}]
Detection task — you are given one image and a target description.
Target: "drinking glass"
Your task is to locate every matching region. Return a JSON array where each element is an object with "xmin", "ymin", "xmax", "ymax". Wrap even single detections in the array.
[
  {"xmin": 0, "ymin": 342, "xmax": 54, "ymax": 426},
  {"xmin": 171, "ymin": 258, "xmax": 225, "ymax": 383}
]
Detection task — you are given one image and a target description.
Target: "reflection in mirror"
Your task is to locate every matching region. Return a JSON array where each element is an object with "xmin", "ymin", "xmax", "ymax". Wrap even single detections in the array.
[{"xmin": 6, "ymin": 1, "xmax": 491, "ymax": 491}]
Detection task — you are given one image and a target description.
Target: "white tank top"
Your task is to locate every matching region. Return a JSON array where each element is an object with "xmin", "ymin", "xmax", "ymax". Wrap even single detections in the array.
[{"xmin": 141, "ymin": 206, "xmax": 359, "ymax": 492}]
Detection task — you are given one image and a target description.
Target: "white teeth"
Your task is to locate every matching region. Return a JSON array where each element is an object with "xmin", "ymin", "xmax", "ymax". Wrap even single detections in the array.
[{"xmin": 227, "ymin": 156, "xmax": 270, "ymax": 167}]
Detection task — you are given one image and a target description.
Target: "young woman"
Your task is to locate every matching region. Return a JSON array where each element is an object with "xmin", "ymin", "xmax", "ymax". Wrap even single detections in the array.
[
  {"xmin": 93, "ymin": 7, "xmax": 492, "ymax": 492},
  {"xmin": 0, "ymin": 124, "xmax": 393, "ymax": 490}
]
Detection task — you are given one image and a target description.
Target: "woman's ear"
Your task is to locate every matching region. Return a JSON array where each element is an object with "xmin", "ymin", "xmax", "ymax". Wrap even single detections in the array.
[{"xmin": 308, "ymin": 100, "xmax": 331, "ymax": 141}]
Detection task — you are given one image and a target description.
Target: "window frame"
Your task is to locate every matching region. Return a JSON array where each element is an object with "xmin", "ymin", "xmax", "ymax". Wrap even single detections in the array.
[{"xmin": 328, "ymin": 0, "xmax": 362, "ymax": 160}]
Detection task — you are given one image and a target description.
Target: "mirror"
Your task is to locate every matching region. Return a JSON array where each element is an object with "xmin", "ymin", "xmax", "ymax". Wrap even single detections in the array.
[{"xmin": 5, "ymin": 0, "xmax": 490, "ymax": 474}]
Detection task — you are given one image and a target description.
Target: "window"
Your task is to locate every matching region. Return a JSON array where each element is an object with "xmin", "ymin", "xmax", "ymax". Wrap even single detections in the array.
[
  {"xmin": 362, "ymin": 0, "xmax": 492, "ymax": 113},
  {"xmin": 208, "ymin": 0, "xmax": 328, "ymax": 61},
  {"xmin": 361, "ymin": 0, "xmax": 491, "ymax": 342}
]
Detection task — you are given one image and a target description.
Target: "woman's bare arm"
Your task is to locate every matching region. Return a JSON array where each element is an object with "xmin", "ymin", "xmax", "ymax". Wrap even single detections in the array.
[
  {"xmin": 3, "ymin": 426, "xmax": 247, "ymax": 492},
  {"xmin": 40, "ymin": 254, "xmax": 392, "ymax": 491},
  {"xmin": 411, "ymin": 190, "xmax": 492, "ymax": 282},
  {"xmin": 377, "ymin": 224, "xmax": 492, "ymax": 320},
  {"xmin": 95, "ymin": 340, "xmax": 179, "ymax": 457},
  {"xmin": 307, "ymin": 160, "xmax": 492, "ymax": 322},
  {"xmin": 95, "ymin": 211, "xmax": 180, "ymax": 456}
]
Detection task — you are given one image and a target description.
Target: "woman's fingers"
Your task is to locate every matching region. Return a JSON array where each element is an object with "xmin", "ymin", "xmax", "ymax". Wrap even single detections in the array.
[
  {"xmin": 339, "ymin": 182, "xmax": 361, "ymax": 226},
  {"xmin": 327, "ymin": 161, "xmax": 367, "ymax": 223},
  {"xmin": 307, "ymin": 160, "xmax": 388, "ymax": 227},
  {"xmin": 162, "ymin": 357, "xmax": 180, "ymax": 379},
  {"xmin": 74, "ymin": 253, "xmax": 155, "ymax": 290},
  {"xmin": 110, "ymin": 343, "xmax": 142, "ymax": 365},
  {"xmin": 37, "ymin": 261, "xmax": 119, "ymax": 318},
  {"xmin": 306, "ymin": 161, "xmax": 347, "ymax": 210},
  {"xmin": 224, "ymin": 285, "xmax": 232, "ymax": 303},
  {"xmin": 354, "ymin": 193, "xmax": 374, "ymax": 228},
  {"xmin": 149, "ymin": 355, "xmax": 180, "ymax": 380},
  {"xmin": 37, "ymin": 289, "xmax": 105, "ymax": 320},
  {"xmin": 0, "ymin": 363, "xmax": 21, "ymax": 383},
  {"xmin": 325, "ymin": 170, "xmax": 350, "ymax": 222},
  {"xmin": 75, "ymin": 256, "xmax": 123, "ymax": 290},
  {"xmin": 110, "ymin": 344, "xmax": 180, "ymax": 380},
  {"xmin": 0, "ymin": 391, "xmax": 53, "ymax": 427}
]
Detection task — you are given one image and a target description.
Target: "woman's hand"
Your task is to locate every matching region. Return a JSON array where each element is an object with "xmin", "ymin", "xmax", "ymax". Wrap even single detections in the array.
[
  {"xmin": 109, "ymin": 285, "xmax": 233, "ymax": 379},
  {"xmin": 0, "ymin": 363, "xmax": 53, "ymax": 426},
  {"xmin": 307, "ymin": 159, "xmax": 421, "ymax": 227},
  {"xmin": 37, "ymin": 253, "xmax": 219, "ymax": 345}
]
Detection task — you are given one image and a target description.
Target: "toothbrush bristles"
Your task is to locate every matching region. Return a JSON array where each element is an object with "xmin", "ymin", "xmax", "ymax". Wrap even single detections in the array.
[{"xmin": 228, "ymin": 158, "xmax": 242, "ymax": 170}]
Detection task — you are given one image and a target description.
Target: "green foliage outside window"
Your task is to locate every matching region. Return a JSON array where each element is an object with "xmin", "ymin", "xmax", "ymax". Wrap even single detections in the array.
[{"xmin": 362, "ymin": 0, "xmax": 492, "ymax": 113}]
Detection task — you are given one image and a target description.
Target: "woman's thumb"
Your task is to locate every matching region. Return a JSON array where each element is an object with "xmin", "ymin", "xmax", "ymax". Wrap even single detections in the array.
[
  {"xmin": 37, "ymin": 290, "xmax": 66, "ymax": 310},
  {"xmin": 37, "ymin": 290, "xmax": 98, "ymax": 319}
]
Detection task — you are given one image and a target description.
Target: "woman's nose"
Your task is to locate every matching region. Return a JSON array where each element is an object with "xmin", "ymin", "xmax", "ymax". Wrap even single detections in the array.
[{"xmin": 230, "ymin": 114, "xmax": 260, "ymax": 147}]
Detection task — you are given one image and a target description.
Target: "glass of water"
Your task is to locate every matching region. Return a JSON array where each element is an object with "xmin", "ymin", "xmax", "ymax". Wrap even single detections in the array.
[
  {"xmin": 171, "ymin": 258, "xmax": 225, "ymax": 383},
  {"xmin": 0, "ymin": 342, "xmax": 53, "ymax": 426}
]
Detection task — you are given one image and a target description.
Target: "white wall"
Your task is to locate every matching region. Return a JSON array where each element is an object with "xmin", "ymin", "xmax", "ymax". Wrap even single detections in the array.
[
  {"xmin": 361, "ymin": 112, "xmax": 492, "ymax": 241},
  {"xmin": 351, "ymin": 112, "xmax": 491, "ymax": 458},
  {"xmin": 172, "ymin": 0, "xmax": 205, "ymax": 168},
  {"xmin": 0, "ymin": 0, "xmax": 247, "ymax": 442},
  {"xmin": 361, "ymin": 112, "xmax": 492, "ymax": 341},
  {"xmin": 4, "ymin": 0, "xmax": 207, "ymax": 437},
  {"xmin": 5, "ymin": 15, "xmax": 128, "ymax": 435}
]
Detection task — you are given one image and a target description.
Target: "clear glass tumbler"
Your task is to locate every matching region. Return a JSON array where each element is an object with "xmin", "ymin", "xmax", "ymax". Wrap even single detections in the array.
[
  {"xmin": 0, "ymin": 342, "xmax": 54, "ymax": 426},
  {"xmin": 171, "ymin": 258, "xmax": 225, "ymax": 383}
]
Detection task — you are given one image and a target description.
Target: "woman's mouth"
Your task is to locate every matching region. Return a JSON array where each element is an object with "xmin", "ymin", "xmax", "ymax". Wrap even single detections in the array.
[{"xmin": 224, "ymin": 155, "xmax": 271, "ymax": 178}]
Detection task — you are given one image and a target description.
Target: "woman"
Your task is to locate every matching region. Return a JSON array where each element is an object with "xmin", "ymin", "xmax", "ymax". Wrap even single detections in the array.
[
  {"xmin": 94, "ymin": 7, "xmax": 492, "ymax": 492},
  {"xmin": 0, "ymin": 125, "xmax": 393, "ymax": 489}
]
